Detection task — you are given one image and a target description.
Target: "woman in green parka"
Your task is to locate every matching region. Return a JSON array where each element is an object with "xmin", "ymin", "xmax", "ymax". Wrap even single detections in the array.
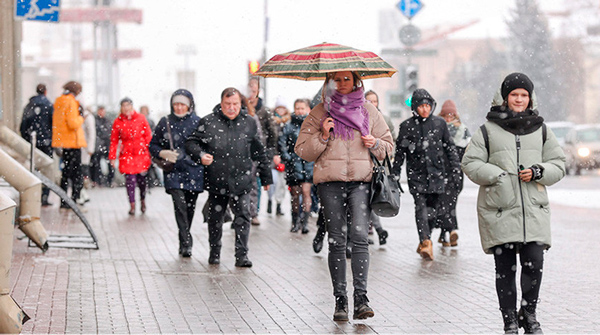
[{"xmin": 461, "ymin": 73, "xmax": 565, "ymax": 334}]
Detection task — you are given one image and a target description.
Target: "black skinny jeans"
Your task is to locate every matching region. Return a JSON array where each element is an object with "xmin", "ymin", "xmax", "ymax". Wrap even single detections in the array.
[
  {"xmin": 60, "ymin": 148, "xmax": 83, "ymax": 203},
  {"xmin": 492, "ymin": 242, "xmax": 545, "ymax": 311},
  {"xmin": 170, "ymin": 189, "xmax": 200, "ymax": 249}
]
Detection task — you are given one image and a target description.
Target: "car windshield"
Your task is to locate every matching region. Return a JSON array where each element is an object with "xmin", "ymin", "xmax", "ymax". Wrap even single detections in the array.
[
  {"xmin": 576, "ymin": 128, "xmax": 600, "ymax": 142},
  {"xmin": 552, "ymin": 127, "xmax": 572, "ymax": 139}
]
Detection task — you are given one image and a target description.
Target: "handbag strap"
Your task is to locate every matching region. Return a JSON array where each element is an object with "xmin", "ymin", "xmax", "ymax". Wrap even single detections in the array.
[
  {"xmin": 370, "ymin": 151, "xmax": 393, "ymax": 171},
  {"xmin": 165, "ymin": 117, "xmax": 174, "ymax": 150}
]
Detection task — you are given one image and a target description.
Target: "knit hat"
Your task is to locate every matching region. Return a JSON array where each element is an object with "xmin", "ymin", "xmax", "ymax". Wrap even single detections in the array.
[
  {"xmin": 172, "ymin": 94, "xmax": 191, "ymax": 108},
  {"xmin": 500, "ymin": 72, "xmax": 534, "ymax": 100},
  {"xmin": 274, "ymin": 96, "xmax": 288, "ymax": 109},
  {"xmin": 439, "ymin": 100, "xmax": 458, "ymax": 118},
  {"xmin": 120, "ymin": 97, "xmax": 133, "ymax": 106},
  {"xmin": 63, "ymin": 81, "xmax": 82, "ymax": 96},
  {"xmin": 410, "ymin": 88, "xmax": 436, "ymax": 112}
]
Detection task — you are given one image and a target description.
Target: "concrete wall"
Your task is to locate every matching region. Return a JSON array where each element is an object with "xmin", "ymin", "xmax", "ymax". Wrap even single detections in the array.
[{"xmin": 0, "ymin": 1, "xmax": 22, "ymax": 132}]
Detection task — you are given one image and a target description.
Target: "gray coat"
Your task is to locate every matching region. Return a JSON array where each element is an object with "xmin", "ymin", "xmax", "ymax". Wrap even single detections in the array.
[{"xmin": 461, "ymin": 121, "xmax": 565, "ymax": 254}]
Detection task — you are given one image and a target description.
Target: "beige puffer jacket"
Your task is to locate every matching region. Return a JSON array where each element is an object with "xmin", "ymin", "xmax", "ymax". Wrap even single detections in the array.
[{"xmin": 294, "ymin": 102, "xmax": 394, "ymax": 185}]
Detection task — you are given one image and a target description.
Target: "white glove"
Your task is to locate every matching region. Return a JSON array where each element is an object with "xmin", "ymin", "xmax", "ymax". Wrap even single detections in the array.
[{"xmin": 159, "ymin": 150, "xmax": 179, "ymax": 163}]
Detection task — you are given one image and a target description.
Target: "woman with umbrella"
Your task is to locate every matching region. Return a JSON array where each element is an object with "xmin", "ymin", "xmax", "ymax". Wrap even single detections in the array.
[{"xmin": 295, "ymin": 71, "xmax": 393, "ymax": 321}]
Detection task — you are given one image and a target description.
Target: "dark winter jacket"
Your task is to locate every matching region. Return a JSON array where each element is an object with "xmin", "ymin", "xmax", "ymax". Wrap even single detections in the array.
[
  {"xmin": 392, "ymin": 94, "xmax": 460, "ymax": 194},
  {"xmin": 94, "ymin": 115, "xmax": 112, "ymax": 155},
  {"xmin": 255, "ymin": 97, "xmax": 278, "ymax": 160},
  {"xmin": 185, "ymin": 104, "xmax": 273, "ymax": 196},
  {"xmin": 20, "ymin": 94, "xmax": 54, "ymax": 148},
  {"xmin": 150, "ymin": 89, "xmax": 203, "ymax": 193},
  {"xmin": 278, "ymin": 114, "xmax": 314, "ymax": 185}
]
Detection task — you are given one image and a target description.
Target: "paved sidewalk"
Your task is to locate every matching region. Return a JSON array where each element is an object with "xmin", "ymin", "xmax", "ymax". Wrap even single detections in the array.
[{"xmin": 9, "ymin": 180, "xmax": 600, "ymax": 334}]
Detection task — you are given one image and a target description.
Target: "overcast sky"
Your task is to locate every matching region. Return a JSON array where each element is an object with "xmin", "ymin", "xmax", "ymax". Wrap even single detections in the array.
[{"xmin": 22, "ymin": 0, "xmax": 568, "ymax": 117}]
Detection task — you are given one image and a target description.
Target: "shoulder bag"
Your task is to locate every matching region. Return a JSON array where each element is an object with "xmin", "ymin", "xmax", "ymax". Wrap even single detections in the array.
[
  {"xmin": 152, "ymin": 117, "xmax": 175, "ymax": 173},
  {"xmin": 369, "ymin": 152, "xmax": 403, "ymax": 217}
]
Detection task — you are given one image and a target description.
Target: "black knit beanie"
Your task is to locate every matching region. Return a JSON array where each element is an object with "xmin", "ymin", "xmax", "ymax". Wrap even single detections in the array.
[{"xmin": 500, "ymin": 72, "xmax": 534, "ymax": 100}]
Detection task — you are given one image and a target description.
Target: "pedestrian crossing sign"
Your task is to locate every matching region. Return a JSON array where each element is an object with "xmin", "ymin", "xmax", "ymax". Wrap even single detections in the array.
[{"xmin": 15, "ymin": 0, "xmax": 60, "ymax": 22}]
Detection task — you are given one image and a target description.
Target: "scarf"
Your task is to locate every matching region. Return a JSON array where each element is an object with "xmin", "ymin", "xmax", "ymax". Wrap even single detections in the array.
[
  {"xmin": 486, "ymin": 105, "xmax": 544, "ymax": 135},
  {"xmin": 325, "ymin": 86, "xmax": 369, "ymax": 140}
]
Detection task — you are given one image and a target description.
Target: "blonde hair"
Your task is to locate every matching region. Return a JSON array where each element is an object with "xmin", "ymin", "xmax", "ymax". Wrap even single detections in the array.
[{"xmin": 321, "ymin": 71, "xmax": 363, "ymax": 102}]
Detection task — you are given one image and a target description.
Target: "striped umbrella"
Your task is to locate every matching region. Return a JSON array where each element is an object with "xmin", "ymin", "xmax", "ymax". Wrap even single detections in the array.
[{"xmin": 255, "ymin": 43, "xmax": 397, "ymax": 81}]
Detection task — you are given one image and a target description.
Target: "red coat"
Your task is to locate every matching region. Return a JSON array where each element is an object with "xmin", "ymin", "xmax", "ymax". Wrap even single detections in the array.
[{"xmin": 109, "ymin": 111, "xmax": 152, "ymax": 175}]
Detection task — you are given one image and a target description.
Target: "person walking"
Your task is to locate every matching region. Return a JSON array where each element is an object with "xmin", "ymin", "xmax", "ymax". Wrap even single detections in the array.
[
  {"xmin": 392, "ymin": 88, "xmax": 461, "ymax": 261},
  {"xmin": 78, "ymin": 107, "xmax": 96, "ymax": 205},
  {"xmin": 461, "ymin": 73, "xmax": 566, "ymax": 334},
  {"xmin": 20, "ymin": 83, "xmax": 54, "ymax": 206},
  {"xmin": 269, "ymin": 97, "xmax": 291, "ymax": 217},
  {"xmin": 149, "ymin": 89, "xmax": 203, "ymax": 258},
  {"xmin": 185, "ymin": 87, "xmax": 272, "ymax": 268},
  {"xmin": 109, "ymin": 97, "xmax": 152, "ymax": 215},
  {"xmin": 52, "ymin": 81, "xmax": 86, "ymax": 209},
  {"xmin": 436, "ymin": 100, "xmax": 471, "ymax": 246},
  {"xmin": 279, "ymin": 98, "xmax": 314, "ymax": 233},
  {"xmin": 295, "ymin": 71, "xmax": 393, "ymax": 321},
  {"xmin": 90, "ymin": 106, "xmax": 114, "ymax": 187}
]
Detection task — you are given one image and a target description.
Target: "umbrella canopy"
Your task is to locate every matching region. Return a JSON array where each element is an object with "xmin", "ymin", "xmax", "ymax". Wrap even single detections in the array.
[{"xmin": 255, "ymin": 43, "xmax": 397, "ymax": 81}]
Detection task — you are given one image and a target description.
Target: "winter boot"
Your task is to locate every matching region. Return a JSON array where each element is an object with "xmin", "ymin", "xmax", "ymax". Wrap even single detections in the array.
[
  {"xmin": 419, "ymin": 239, "xmax": 434, "ymax": 260},
  {"xmin": 141, "ymin": 199, "xmax": 146, "ymax": 214},
  {"xmin": 128, "ymin": 202, "xmax": 135, "ymax": 216},
  {"xmin": 300, "ymin": 211, "xmax": 310, "ymax": 234},
  {"xmin": 518, "ymin": 306, "xmax": 543, "ymax": 334},
  {"xmin": 353, "ymin": 294, "xmax": 374, "ymax": 320},
  {"xmin": 208, "ymin": 247, "xmax": 221, "ymax": 265},
  {"xmin": 313, "ymin": 225, "xmax": 326, "ymax": 253},
  {"xmin": 267, "ymin": 200, "xmax": 272, "ymax": 214},
  {"xmin": 450, "ymin": 230, "xmax": 459, "ymax": 247},
  {"xmin": 333, "ymin": 296, "xmax": 349, "ymax": 321},
  {"xmin": 290, "ymin": 212, "xmax": 300, "ymax": 233},
  {"xmin": 377, "ymin": 228, "xmax": 389, "ymax": 245},
  {"xmin": 276, "ymin": 203, "xmax": 284, "ymax": 216},
  {"xmin": 501, "ymin": 309, "xmax": 519, "ymax": 334}
]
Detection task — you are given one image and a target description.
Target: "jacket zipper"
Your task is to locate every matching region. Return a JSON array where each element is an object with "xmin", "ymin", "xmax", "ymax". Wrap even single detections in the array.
[{"xmin": 516, "ymin": 135, "xmax": 526, "ymax": 241}]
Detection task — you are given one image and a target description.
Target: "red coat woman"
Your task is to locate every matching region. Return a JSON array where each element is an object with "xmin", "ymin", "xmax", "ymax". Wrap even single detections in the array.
[{"xmin": 109, "ymin": 98, "xmax": 152, "ymax": 215}]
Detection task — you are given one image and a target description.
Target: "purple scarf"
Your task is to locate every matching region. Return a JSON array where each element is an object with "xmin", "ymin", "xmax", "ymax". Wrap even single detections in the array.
[{"xmin": 325, "ymin": 86, "xmax": 370, "ymax": 140}]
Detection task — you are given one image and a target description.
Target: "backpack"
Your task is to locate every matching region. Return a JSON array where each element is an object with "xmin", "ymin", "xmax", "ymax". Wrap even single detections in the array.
[{"xmin": 480, "ymin": 123, "xmax": 547, "ymax": 155}]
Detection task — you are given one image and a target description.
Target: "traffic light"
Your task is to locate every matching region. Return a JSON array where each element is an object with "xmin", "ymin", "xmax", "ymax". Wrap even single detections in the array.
[
  {"xmin": 404, "ymin": 65, "xmax": 418, "ymax": 96},
  {"xmin": 248, "ymin": 60, "xmax": 260, "ymax": 76}
]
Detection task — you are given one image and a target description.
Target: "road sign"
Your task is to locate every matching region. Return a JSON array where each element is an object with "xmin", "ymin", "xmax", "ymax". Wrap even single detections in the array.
[
  {"xmin": 397, "ymin": 0, "xmax": 423, "ymax": 19},
  {"xmin": 15, "ymin": 0, "xmax": 60, "ymax": 22},
  {"xmin": 399, "ymin": 24, "xmax": 421, "ymax": 46}
]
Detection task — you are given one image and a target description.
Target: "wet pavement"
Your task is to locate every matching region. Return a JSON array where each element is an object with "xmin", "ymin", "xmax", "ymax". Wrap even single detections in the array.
[{"xmin": 9, "ymin": 176, "xmax": 600, "ymax": 334}]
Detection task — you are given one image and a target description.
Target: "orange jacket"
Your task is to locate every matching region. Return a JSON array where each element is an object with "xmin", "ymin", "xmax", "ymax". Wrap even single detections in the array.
[{"xmin": 52, "ymin": 94, "xmax": 86, "ymax": 149}]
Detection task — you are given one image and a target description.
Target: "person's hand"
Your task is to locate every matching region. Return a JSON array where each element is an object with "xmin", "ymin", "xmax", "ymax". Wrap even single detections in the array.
[
  {"xmin": 109, "ymin": 159, "xmax": 116, "ymax": 167},
  {"xmin": 361, "ymin": 134, "xmax": 377, "ymax": 148},
  {"xmin": 263, "ymin": 185, "xmax": 270, "ymax": 191},
  {"xmin": 273, "ymin": 155, "xmax": 281, "ymax": 166},
  {"xmin": 519, "ymin": 168, "xmax": 533, "ymax": 182},
  {"xmin": 201, "ymin": 153, "xmax": 213, "ymax": 166},
  {"xmin": 322, "ymin": 117, "xmax": 334, "ymax": 140},
  {"xmin": 159, "ymin": 149, "xmax": 179, "ymax": 163}
]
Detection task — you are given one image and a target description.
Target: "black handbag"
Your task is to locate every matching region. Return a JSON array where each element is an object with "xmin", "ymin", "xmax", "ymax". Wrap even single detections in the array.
[
  {"xmin": 369, "ymin": 152, "xmax": 402, "ymax": 217},
  {"xmin": 152, "ymin": 118, "xmax": 175, "ymax": 173}
]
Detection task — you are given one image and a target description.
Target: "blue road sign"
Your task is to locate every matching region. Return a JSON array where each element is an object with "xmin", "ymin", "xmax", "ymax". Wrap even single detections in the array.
[
  {"xmin": 397, "ymin": 0, "xmax": 423, "ymax": 19},
  {"xmin": 15, "ymin": 0, "xmax": 60, "ymax": 22}
]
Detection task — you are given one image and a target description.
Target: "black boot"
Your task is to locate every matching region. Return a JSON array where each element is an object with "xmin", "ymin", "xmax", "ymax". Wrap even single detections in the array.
[
  {"xmin": 300, "ymin": 211, "xmax": 310, "ymax": 234},
  {"xmin": 518, "ymin": 307, "xmax": 543, "ymax": 334},
  {"xmin": 276, "ymin": 203, "xmax": 284, "ymax": 216},
  {"xmin": 377, "ymin": 229, "xmax": 389, "ymax": 245},
  {"xmin": 313, "ymin": 225, "xmax": 326, "ymax": 253},
  {"xmin": 353, "ymin": 294, "xmax": 374, "ymax": 320},
  {"xmin": 267, "ymin": 200, "xmax": 272, "ymax": 214},
  {"xmin": 290, "ymin": 212, "xmax": 300, "ymax": 233},
  {"xmin": 333, "ymin": 296, "xmax": 348, "ymax": 321},
  {"xmin": 208, "ymin": 247, "xmax": 221, "ymax": 265},
  {"xmin": 501, "ymin": 309, "xmax": 519, "ymax": 334}
]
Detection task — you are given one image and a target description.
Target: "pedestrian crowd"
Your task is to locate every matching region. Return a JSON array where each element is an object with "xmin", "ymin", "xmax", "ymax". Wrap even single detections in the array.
[{"xmin": 19, "ymin": 70, "xmax": 565, "ymax": 333}]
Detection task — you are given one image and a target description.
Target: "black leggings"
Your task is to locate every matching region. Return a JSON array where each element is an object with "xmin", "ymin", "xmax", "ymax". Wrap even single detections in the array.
[{"xmin": 492, "ymin": 242, "xmax": 545, "ymax": 311}]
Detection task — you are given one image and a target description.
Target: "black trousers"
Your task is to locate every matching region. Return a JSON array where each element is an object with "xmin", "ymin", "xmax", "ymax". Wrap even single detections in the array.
[
  {"xmin": 170, "ymin": 189, "xmax": 200, "ymax": 249},
  {"xmin": 412, "ymin": 193, "xmax": 442, "ymax": 242},
  {"xmin": 60, "ymin": 148, "xmax": 83, "ymax": 203},
  {"xmin": 492, "ymin": 242, "xmax": 545, "ymax": 311},
  {"xmin": 206, "ymin": 192, "xmax": 252, "ymax": 259},
  {"xmin": 90, "ymin": 151, "xmax": 114, "ymax": 186},
  {"xmin": 37, "ymin": 145, "xmax": 53, "ymax": 201}
]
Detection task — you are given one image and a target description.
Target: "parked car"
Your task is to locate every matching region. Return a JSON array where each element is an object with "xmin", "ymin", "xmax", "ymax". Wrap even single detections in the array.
[
  {"xmin": 563, "ymin": 124, "xmax": 600, "ymax": 175},
  {"xmin": 547, "ymin": 121, "xmax": 574, "ymax": 147}
]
